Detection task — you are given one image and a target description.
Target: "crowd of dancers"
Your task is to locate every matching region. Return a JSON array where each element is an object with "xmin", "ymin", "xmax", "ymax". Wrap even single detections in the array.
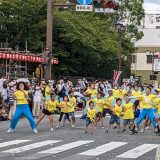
[{"xmin": 0, "ymin": 78, "xmax": 160, "ymax": 135}]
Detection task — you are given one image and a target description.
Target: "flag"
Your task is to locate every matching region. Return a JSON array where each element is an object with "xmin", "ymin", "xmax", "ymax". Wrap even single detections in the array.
[
  {"xmin": 157, "ymin": 51, "xmax": 160, "ymax": 59},
  {"xmin": 113, "ymin": 70, "xmax": 122, "ymax": 85}
]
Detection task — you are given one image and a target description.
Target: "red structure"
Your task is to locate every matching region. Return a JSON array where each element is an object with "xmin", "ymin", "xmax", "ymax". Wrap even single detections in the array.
[{"xmin": 0, "ymin": 48, "xmax": 58, "ymax": 79}]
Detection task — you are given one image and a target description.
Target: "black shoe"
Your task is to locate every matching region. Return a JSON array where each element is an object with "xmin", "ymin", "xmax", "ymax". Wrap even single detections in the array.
[{"xmin": 154, "ymin": 125, "xmax": 160, "ymax": 134}]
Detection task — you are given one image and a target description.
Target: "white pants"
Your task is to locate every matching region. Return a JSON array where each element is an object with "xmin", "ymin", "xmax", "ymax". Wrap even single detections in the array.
[
  {"xmin": 32, "ymin": 102, "xmax": 41, "ymax": 117},
  {"xmin": 9, "ymin": 101, "xmax": 16, "ymax": 120}
]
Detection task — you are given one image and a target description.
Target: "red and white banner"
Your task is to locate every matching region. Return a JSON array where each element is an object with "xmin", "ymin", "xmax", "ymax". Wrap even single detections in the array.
[
  {"xmin": 0, "ymin": 52, "xmax": 59, "ymax": 65},
  {"xmin": 113, "ymin": 70, "xmax": 122, "ymax": 85}
]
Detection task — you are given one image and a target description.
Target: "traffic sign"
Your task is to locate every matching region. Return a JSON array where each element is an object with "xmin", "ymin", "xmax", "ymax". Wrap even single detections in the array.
[
  {"xmin": 77, "ymin": 0, "xmax": 92, "ymax": 5},
  {"xmin": 76, "ymin": 5, "xmax": 93, "ymax": 11},
  {"xmin": 95, "ymin": 8, "xmax": 116, "ymax": 13}
]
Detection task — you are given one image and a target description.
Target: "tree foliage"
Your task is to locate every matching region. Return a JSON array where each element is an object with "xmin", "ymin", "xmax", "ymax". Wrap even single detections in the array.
[{"xmin": 0, "ymin": 0, "xmax": 145, "ymax": 79}]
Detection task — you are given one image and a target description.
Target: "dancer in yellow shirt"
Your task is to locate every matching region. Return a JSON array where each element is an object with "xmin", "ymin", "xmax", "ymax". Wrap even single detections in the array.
[
  {"xmin": 84, "ymin": 101, "xmax": 96, "ymax": 134},
  {"xmin": 122, "ymin": 97, "xmax": 134, "ymax": 132},
  {"xmin": 36, "ymin": 93, "xmax": 59, "ymax": 132},
  {"xmin": 106, "ymin": 98, "xmax": 122, "ymax": 133}
]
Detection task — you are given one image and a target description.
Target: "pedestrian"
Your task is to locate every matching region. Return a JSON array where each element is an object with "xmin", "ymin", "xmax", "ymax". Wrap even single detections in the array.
[
  {"xmin": 8, "ymin": 82, "xmax": 17, "ymax": 120},
  {"xmin": 32, "ymin": 84, "xmax": 42, "ymax": 118},
  {"xmin": 63, "ymin": 90, "xmax": 76, "ymax": 127},
  {"xmin": 36, "ymin": 93, "xmax": 59, "ymax": 131},
  {"xmin": 122, "ymin": 96, "xmax": 134, "ymax": 133},
  {"xmin": 56, "ymin": 95, "xmax": 71, "ymax": 129},
  {"xmin": 106, "ymin": 98, "xmax": 122, "ymax": 133},
  {"xmin": 84, "ymin": 101, "xmax": 96, "ymax": 134},
  {"xmin": 7, "ymin": 82, "xmax": 38, "ymax": 133}
]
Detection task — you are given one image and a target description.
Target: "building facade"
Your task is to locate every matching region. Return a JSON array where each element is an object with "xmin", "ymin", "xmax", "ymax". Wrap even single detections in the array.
[{"xmin": 131, "ymin": 29, "xmax": 160, "ymax": 84}]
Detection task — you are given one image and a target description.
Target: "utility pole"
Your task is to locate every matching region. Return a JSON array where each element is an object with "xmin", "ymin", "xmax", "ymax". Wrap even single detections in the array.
[
  {"xmin": 45, "ymin": 0, "xmax": 75, "ymax": 80},
  {"xmin": 45, "ymin": 0, "xmax": 53, "ymax": 80}
]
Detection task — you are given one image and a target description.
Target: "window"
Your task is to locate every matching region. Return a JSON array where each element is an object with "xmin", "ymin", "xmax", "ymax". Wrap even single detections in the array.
[
  {"xmin": 146, "ymin": 55, "xmax": 158, "ymax": 63},
  {"xmin": 128, "ymin": 55, "xmax": 136, "ymax": 63},
  {"xmin": 156, "ymin": 16, "xmax": 160, "ymax": 22}
]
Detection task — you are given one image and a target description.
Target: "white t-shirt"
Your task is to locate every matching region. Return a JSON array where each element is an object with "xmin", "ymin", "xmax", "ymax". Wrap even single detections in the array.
[{"xmin": 33, "ymin": 90, "xmax": 41, "ymax": 102}]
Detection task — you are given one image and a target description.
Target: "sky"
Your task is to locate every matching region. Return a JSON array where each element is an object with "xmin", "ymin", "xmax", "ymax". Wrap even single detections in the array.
[{"xmin": 144, "ymin": 0, "xmax": 160, "ymax": 13}]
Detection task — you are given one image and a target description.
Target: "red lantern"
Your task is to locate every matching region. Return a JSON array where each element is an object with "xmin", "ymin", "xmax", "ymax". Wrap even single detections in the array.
[
  {"xmin": 32, "ymin": 56, "xmax": 36, "ymax": 62},
  {"xmin": 30, "ymin": 56, "xmax": 33, "ymax": 62},
  {"xmin": 6, "ymin": 54, "xmax": 10, "ymax": 59},
  {"xmin": 22, "ymin": 55, "xmax": 25, "ymax": 61},
  {"xmin": 19, "ymin": 55, "xmax": 22, "ymax": 61},
  {"xmin": 12, "ymin": 54, "xmax": 16, "ymax": 60},
  {"xmin": 15, "ymin": 54, "xmax": 19, "ymax": 60}
]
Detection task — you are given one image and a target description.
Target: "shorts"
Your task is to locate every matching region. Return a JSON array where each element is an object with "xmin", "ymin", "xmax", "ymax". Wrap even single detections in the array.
[
  {"xmin": 134, "ymin": 100, "xmax": 139, "ymax": 109},
  {"xmin": 109, "ymin": 114, "xmax": 120, "ymax": 125},
  {"xmin": 134, "ymin": 109, "xmax": 140, "ymax": 118},
  {"xmin": 86, "ymin": 117, "xmax": 92, "ymax": 126},
  {"xmin": 69, "ymin": 112, "xmax": 75, "ymax": 118},
  {"xmin": 96, "ymin": 112, "xmax": 103, "ymax": 118},
  {"xmin": 42, "ymin": 108, "xmax": 53, "ymax": 115},
  {"xmin": 123, "ymin": 119, "xmax": 134, "ymax": 126},
  {"xmin": 103, "ymin": 109, "xmax": 112, "ymax": 117}
]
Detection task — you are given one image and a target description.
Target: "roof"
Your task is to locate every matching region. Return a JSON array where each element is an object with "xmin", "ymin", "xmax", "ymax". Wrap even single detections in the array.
[{"xmin": 135, "ymin": 29, "xmax": 160, "ymax": 47}]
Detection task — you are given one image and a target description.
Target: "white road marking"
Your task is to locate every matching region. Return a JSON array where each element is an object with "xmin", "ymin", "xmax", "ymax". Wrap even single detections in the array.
[
  {"xmin": 0, "ymin": 140, "xmax": 30, "ymax": 148},
  {"xmin": 39, "ymin": 140, "xmax": 93, "ymax": 154},
  {"xmin": 79, "ymin": 142, "xmax": 127, "ymax": 156},
  {"xmin": 117, "ymin": 144, "xmax": 159, "ymax": 159},
  {"xmin": 2, "ymin": 140, "xmax": 61, "ymax": 153}
]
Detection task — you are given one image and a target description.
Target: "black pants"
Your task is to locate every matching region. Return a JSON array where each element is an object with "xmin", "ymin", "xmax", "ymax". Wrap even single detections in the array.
[{"xmin": 59, "ymin": 112, "xmax": 70, "ymax": 122}]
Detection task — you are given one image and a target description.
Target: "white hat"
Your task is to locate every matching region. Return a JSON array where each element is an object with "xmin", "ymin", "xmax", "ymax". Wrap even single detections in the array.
[{"xmin": 9, "ymin": 82, "xmax": 16, "ymax": 87}]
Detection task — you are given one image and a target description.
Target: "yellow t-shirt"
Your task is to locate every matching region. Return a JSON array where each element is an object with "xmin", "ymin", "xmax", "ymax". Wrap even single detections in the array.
[
  {"xmin": 113, "ymin": 105, "xmax": 122, "ymax": 118},
  {"xmin": 103, "ymin": 96, "xmax": 114, "ymax": 109},
  {"xmin": 45, "ymin": 99, "xmax": 59, "ymax": 112},
  {"xmin": 87, "ymin": 108, "xmax": 96, "ymax": 121},
  {"xmin": 152, "ymin": 97, "xmax": 160, "ymax": 110},
  {"xmin": 94, "ymin": 98, "xmax": 104, "ymax": 112},
  {"xmin": 68, "ymin": 97, "xmax": 76, "ymax": 113},
  {"xmin": 45, "ymin": 85, "xmax": 51, "ymax": 97},
  {"xmin": 132, "ymin": 90, "xmax": 142, "ymax": 100},
  {"xmin": 113, "ymin": 89, "xmax": 120, "ymax": 98},
  {"xmin": 123, "ymin": 102, "xmax": 134, "ymax": 119},
  {"xmin": 14, "ymin": 90, "xmax": 28, "ymax": 104},
  {"xmin": 120, "ymin": 89, "xmax": 127, "ymax": 97},
  {"xmin": 85, "ymin": 88, "xmax": 97, "ymax": 97},
  {"xmin": 60, "ymin": 101, "xmax": 70, "ymax": 113},
  {"xmin": 139, "ymin": 94, "xmax": 156, "ymax": 109},
  {"xmin": 158, "ymin": 105, "xmax": 160, "ymax": 114}
]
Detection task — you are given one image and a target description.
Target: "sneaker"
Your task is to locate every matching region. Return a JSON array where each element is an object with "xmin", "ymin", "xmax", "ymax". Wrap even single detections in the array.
[
  {"xmin": 118, "ymin": 130, "xmax": 121, "ymax": 134},
  {"xmin": 71, "ymin": 125, "xmax": 75, "ymax": 128},
  {"xmin": 145, "ymin": 126, "xmax": 149, "ymax": 130},
  {"xmin": 56, "ymin": 125, "xmax": 59, "ymax": 129},
  {"xmin": 113, "ymin": 126, "xmax": 117, "ymax": 129},
  {"xmin": 154, "ymin": 126, "xmax": 159, "ymax": 134},
  {"xmin": 7, "ymin": 128, "xmax": 14, "ymax": 133},
  {"xmin": 33, "ymin": 129, "xmax": 38, "ymax": 133},
  {"xmin": 50, "ymin": 128, "xmax": 54, "ymax": 132},
  {"xmin": 140, "ymin": 129, "xmax": 144, "ymax": 133},
  {"xmin": 101, "ymin": 126, "xmax": 105, "ymax": 129},
  {"xmin": 105, "ymin": 128, "xmax": 109, "ymax": 133},
  {"xmin": 122, "ymin": 129, "xmax": 126, "ymax": 132}
]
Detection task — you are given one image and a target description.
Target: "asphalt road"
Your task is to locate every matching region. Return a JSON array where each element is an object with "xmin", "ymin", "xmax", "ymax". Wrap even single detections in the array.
[{"xmin": 0, "ymin": 112, "xmax": 159, "ymax": 160}]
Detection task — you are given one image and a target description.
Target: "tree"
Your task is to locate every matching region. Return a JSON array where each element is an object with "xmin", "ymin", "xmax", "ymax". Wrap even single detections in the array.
[{"xmin": 0, "ymin": 0, "xmax": 145, "ymax": 79}]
